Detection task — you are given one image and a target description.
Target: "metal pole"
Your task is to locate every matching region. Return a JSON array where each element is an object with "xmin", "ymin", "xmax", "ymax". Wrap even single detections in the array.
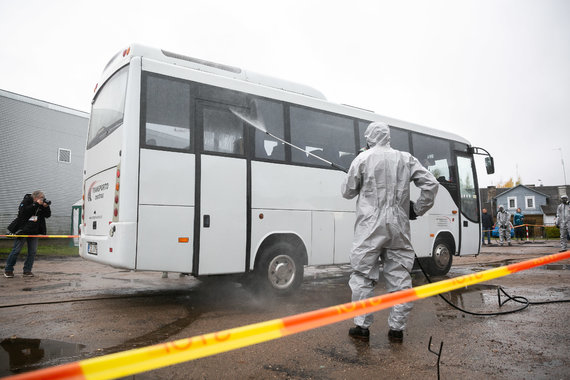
[{"xmin": 555, "ymin": 148, "xmax": 567, "ymax": 186}]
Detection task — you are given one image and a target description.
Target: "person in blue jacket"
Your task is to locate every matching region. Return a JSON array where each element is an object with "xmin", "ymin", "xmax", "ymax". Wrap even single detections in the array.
[{"xmin": 513, "ymin": 208, "xmax": 525, "ymax": 242}]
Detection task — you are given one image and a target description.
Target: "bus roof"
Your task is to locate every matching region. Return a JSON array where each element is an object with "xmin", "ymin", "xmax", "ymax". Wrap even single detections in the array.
[
  {"xmin": 97, "ymin": 43, "xmax": 471, "ymax": 146},
  {"xmin": 99, "ymin": 43, "xmax": 326, "ymax": 100}
]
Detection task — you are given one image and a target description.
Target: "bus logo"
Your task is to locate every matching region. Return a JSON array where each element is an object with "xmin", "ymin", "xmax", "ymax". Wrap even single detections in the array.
[{"xmin": 88, "ymin": 181, "xmax": 110, "ymax": 201}]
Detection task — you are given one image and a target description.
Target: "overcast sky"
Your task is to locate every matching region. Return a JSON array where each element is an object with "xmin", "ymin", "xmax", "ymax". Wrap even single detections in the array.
[{"xmin": 1, "ymin": 0, "xmax": 569, "ymax": 188}]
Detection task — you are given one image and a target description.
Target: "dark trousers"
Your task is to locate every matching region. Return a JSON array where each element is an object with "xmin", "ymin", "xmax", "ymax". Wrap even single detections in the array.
[
  {"xmin": 5, "ymin": 237, "xmax": 38, "ymax": 273},
  {"xmin": 482, "ymin": 230, "xmax": 491, "ymax": 244},
  {"xmin": 515, "ymin": 225, "xmax": 525, "ymax": 240}
]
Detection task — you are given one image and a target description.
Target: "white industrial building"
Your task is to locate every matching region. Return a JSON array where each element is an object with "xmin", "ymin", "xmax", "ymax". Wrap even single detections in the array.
[{"xmin": 0, "ymin": 89, "xmax": 89, "ymax": 234}]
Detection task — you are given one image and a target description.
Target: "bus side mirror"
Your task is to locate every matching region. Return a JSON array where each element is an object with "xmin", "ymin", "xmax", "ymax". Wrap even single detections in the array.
[{"xmin": 485, "ymin": 156, "xmax": 495, "ymax": 175}]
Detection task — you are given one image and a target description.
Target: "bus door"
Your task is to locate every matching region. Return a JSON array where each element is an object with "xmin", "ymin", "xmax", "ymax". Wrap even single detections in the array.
[
  {"xmin": 456, "ymin": 153, "xmax": 480, "ymax": 255},
  {"xmin": 195, "ymin": 102, "xmax": 248, "ymax": 275},
  {"xmin": 136, "ymin": 73, "xmax": 194, "ymax": 273}
]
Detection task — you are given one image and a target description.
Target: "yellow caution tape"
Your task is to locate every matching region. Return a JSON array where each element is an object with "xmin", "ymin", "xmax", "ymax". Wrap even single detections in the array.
[{"xmin": 5, "ymin": 250, "xmax": 570, "ymax": 380}]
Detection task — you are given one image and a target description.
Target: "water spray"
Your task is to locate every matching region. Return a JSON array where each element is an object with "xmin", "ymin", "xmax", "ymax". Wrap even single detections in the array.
[{"xmin": 230, "ymin": 108, "xmax": 348, "ymax": 173}]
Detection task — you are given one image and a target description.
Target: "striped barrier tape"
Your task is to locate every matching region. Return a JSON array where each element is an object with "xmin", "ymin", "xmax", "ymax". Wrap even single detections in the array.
[
  {"xmin": 0, "ymin": 235, "xmax": 79, "ymax": 239},
  {"xmin": 4, "ymin": 250, "xmax": 570, "ymax": 380},
  {"xmin": 482, "ymin": 224, "xmax": 552, "ymax": 233},
  {"xmin": 512, "ymin": 224, "xmax": 548, "ymax": 229}
]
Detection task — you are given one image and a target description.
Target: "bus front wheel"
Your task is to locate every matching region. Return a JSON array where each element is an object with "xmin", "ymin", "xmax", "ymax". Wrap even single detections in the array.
[
  {"xmin": 422, "ymin": 237, "xmax": 453, "ymax": 276},
  {"xmin": 256, "ymin": 241, "xmax": 304, "ymax": 295}
]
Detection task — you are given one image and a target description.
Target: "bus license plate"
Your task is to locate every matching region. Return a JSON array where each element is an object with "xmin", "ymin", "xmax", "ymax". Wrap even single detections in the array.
[{"xmin": 87, "ymin": 242, "xmax": 98, "ymax": 255}]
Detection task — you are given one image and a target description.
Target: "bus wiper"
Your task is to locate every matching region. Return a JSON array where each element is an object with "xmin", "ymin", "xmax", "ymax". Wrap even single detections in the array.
[{"xmin": 230, "ymin": 108, "xmax": 347, "ymax": 173}]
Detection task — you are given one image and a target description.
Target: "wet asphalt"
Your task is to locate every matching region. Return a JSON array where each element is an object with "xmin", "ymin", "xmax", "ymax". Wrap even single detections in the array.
[{"xmin": 0, "ymin": 240, "xmax": 568, "ymax": 379}]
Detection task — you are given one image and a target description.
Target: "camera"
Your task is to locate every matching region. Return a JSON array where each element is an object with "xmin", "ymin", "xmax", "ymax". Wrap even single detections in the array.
[{"xmin": 44, "ymin": 199, "xmax": 52, "ymax": 205}]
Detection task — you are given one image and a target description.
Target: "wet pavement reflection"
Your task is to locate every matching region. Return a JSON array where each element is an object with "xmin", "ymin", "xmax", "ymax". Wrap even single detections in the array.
[
  {"xmin": 0, "ymin": 247, "xmax": 568, "ymax": 378},
  {"xmin": 0, "ymin": 338, "xmax": 85, "ymax": 376}
]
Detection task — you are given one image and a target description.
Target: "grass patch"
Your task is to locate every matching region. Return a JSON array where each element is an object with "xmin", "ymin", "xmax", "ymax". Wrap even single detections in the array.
[{"xmin": 0, "ymin": 238, "xmax": 79, "ymax": 257}]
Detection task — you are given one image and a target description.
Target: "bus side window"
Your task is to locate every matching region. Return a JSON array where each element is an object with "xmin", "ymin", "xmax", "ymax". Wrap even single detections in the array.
[
  {"xmin": 290, "ymin": 107, "xmax": 354, "ymax": 168},
  {"xmin": 203, "ymin": 108, "xmax": 244, "ymax": 155},
  {"xmin": 390, "ymin": 127, "xmax": 410, "ymax": 153},
  {"xmin": 358, "ymin": 120, "xmax": 368, "ymax": 150},
  {"xmin": 143, "ymin": 74, "xmax": 191, "ymax": 151},
  {"xmin": 251, "ymin": 98, "xmax": 285, "ymax": 161},
  {"xmin": 411, "ymin": 133, "xmax": 454, "ymax": 183}
]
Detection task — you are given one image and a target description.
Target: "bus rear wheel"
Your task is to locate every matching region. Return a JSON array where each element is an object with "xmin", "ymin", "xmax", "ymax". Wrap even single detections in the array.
[
  {"xmin": 256, "ymin": 241, "xmax": 304, "ymax": 296},
  {"xmin": 422, "ymin": 237, "xmax": 453, "ymax": 276}
]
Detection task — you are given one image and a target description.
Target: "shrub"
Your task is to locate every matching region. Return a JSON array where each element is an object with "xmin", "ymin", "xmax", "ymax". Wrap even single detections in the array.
[{"xmin": 545, "ymin": 226, "xmax": 561, "ymax": 239}]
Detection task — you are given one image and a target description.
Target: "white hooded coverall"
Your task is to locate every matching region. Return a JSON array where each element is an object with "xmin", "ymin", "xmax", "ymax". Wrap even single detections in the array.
[
  {"xmin": 497, "ymin": 207, "xmax": 511, "ymax": 245},
  {"xmin": 341, "ymin": 122, "xmax": 439, "ymax": 331},
  {"xmin": 556, "ymin": 197, "xmax": 569, "ymax": 251}
]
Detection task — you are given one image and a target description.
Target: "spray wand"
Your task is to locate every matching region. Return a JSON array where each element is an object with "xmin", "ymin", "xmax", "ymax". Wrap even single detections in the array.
[{"xmin": 230, "ymin": 108, "xmax": 348, "ymax": 173}]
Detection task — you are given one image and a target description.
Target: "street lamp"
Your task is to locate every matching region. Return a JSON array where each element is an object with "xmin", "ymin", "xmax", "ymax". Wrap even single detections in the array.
[{"xmin": 554, "ymin": 148, "xmax": 567, "ymax": 186}]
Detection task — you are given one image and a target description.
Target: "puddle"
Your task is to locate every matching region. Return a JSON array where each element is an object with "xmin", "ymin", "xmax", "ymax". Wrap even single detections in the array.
[
  {"xmin": 435, "ymin": 284, "xmax": 499, "ymax": 319},
  {"xmin": 22, "ymin": 282, "xmax": 76, "ymax": 292},
  {"xmin": 545, "ymin": 264, "xmax": 569, "ymax": 270},
  {"xmin": 0, "ymin": 337, "xmax": 85, "ymax": 376},
  {"xmin": 478, "ymin": 260, "xmax": 518, "ymax": 268}
]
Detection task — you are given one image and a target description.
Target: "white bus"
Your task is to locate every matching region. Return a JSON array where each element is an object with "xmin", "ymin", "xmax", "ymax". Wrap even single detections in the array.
[{"xmin": 80, "ymin": 44, "xmax": 494, "ymax": 294}]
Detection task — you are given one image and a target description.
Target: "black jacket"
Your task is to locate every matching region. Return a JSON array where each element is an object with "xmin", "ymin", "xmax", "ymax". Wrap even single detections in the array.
[
  {"xmin": 481, "ymin": 212, "xmax": 494, "ymax": 229},
  {"xmin": 7, "ymin": 195, "xmax": 51, "ymax": 235}
]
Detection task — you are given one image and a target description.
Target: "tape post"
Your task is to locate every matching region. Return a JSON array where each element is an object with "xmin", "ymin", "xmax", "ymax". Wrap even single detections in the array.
[{"xmin": 5, "ymin": 250, "xmax": 570, "ymax": 380}]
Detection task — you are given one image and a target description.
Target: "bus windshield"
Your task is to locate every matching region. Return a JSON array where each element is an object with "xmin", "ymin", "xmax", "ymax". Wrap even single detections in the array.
[{"xmin": 87, "ymin": 65, "xmax": 129, "ymax": 149}]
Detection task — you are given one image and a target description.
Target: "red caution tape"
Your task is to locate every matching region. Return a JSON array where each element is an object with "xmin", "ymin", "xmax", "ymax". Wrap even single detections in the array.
[{"xmin": 5, "ymin": 250, "xmax": 570, "ymax": 380}]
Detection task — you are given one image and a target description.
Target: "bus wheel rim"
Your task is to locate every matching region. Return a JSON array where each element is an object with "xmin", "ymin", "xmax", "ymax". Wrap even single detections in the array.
[
  {"xmin": 268, "ymin": 254, "xmax": 296, "ymax": 289},
  {"xmin": 434, "ymin": 244, "xmax": 450, "ymax": 268}
]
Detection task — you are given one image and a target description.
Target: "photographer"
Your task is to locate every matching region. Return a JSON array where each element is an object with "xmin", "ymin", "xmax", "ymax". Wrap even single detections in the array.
[{"xmin": 4, "ymin": 191, "xmax": 51, "ymax": 278}]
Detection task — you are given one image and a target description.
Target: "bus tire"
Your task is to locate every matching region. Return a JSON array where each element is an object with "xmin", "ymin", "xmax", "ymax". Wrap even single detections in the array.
[
  {"xmin": 423, "ymin": 237, "xmax": 453, "ymax": 276},
  {"xmin": 255, "ymin": 241, "xmax": 304, "ymax": 296}
]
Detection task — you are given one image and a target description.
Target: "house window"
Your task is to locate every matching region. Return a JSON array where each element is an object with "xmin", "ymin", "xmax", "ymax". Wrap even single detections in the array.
[
  {"xmin": 508, "ymin": 196, "xmax": 517, "ymax": 210},
  {"xmin": 58, "ymin": 148, "xmax": 71, "ymax": 163},
  {"xmin": 525, "ymin": 196, "xmax": 535, "ymax": 209}
]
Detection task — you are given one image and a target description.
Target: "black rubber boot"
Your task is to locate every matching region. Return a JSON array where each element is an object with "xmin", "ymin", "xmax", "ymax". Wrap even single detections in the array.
[
  {"xmin": 388, "ymin": 329, "xmax": 403, "ymax": 343},
  {"xmin": 348, "ymin": 326, "xmax": 370, "ymax": 341}
]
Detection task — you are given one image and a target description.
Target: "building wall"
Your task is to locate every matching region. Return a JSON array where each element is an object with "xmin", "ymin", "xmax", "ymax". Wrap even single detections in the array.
[
  {"xmin": 0, "ymin": 90, "xmax": 88, "ymax": 234},
  {"xmin": 544, "ymin": 215, "xmax": 557, "ymax": 226},
  {"xmin": 495, "ymin": 187, "xmax": 547, "ymax": 215}
]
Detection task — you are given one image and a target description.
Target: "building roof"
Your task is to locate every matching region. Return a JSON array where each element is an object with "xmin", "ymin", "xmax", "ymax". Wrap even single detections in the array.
[
  {"xmin": 534, "ymin": 185, "xmax": 570, "ymax": 199},
  {"xmin": 492, "ymin": 184, "xmax": 549, "ymax": 199},
  {"xmin": 0, "ymin": 88, "xmax": 89, "ymax": 118},
  {"xmin": 541, "ymin": 204, "xmax": 559, "ymax": 215},
  {"xmin": 537, "ymin": 185, "xmax": 570, "ymax": 215},
  {"xmin": 479, "ymin": 187, "xmax": 509, "ymax": 203}
]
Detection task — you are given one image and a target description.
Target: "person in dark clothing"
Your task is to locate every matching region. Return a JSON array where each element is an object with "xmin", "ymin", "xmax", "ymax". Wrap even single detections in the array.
[
  {"xmin": 4, "ymin": 191, "xmax": 51, "ymax": 278},
  {"xmin": 481, "ymin": 208, "xmax": 493, "ymax": 245},
  {"xmin": 7, "ymin": 194, "xmax": 34, "ymax": 234}
]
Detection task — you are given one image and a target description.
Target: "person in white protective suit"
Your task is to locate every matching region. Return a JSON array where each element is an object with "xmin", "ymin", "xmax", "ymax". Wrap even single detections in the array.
[
  {"xmin": 496, "ymin": 205, "xmax": 512, "ymax": 246},
  {"xmin": 341, "ymin": 122, "xmax": 439, "ymax": 343},
  {"xmin": 556, "ymin": 195, "xmax": 570, "ymax": 252}
]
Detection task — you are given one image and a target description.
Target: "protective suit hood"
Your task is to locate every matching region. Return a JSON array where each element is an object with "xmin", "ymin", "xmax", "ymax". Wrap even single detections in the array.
[{"xmin": 365, "ymin": 122, "xmax": 390, "ymax": 148}]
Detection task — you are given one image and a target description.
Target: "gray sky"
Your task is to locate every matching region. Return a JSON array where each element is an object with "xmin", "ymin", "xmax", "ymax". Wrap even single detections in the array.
[{"xmin": 1, "ymin": 0, "xmax": 569, "ymax": 188}]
